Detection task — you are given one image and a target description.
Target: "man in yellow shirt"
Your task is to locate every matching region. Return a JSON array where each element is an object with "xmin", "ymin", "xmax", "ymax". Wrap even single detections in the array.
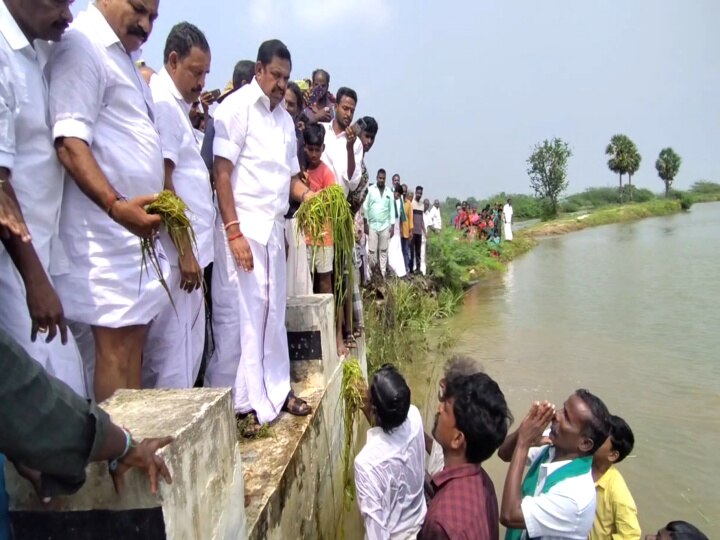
[{"xmin": 590, "ymin": 415, "xmax": 641, "ymax": 540}]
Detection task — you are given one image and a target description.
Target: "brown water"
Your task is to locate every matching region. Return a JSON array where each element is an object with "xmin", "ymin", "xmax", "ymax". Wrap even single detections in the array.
[{"xmin": 410, "ymin": 202, "xmax": 720, "ymax": 537}]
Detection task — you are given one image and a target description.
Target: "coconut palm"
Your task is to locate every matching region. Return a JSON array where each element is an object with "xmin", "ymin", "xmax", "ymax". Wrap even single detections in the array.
[{"xmin": 655, "ymin": 148, "xmax": 682, "ymax": 197}]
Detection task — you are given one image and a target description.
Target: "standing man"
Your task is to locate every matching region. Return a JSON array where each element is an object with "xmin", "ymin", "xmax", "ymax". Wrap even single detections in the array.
[
  {"xmin": 363, "ymin": 169, "xmax": 394, "ymax": 278},
  {"xmin": 144, "ymin": 23, "xmax": 214, "ymax": 389},
  {"xmin": 428, "ymin": 199, "xmax": 443, "ymax": 233},
  {"xmin": 0, "ymin": 0, "xmax": 87, "ymax": 396},
  {"xmin": 498, "ymin": 390, "xmax": 611, "ymax": 540},
  {"xmin": 207, "ymin": 39, "xmax": 315, "ymax": 424},
  {"xmin": 421, "ymin": 371, "xmax": 512, "ymax": 539},
  {"xmin": 320, "ymin": 87, "xmax": 363, "ymax": 197},
  {"xmin": 48, "ymin": 0, "xmax": 168, "ymax": 402},
  {"xmin": 503, "ymin": 198, "xmax": 514, "ymax": 241},
  {"xmin": 392, "ymin": 173, "xmax": 401, "ymax": 193},
  {"xmin": 409, "ymin": 186, "xmax": 425, "ymax": 274},
  {"xmin": 421, "ymin": 198, "xmax": 433, "ymax": 275}
]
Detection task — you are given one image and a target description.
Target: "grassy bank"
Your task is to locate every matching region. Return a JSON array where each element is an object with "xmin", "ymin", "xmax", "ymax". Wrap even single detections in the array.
[{"xmin": 521, "ymin": 199, "xmax": 683, "ymax": 237}]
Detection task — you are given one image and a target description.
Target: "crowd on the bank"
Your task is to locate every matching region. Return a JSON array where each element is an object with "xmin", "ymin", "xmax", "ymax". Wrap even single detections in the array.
[
  {"xmin": 451, "ymin": 199, "xmax": 516, "ymax": 243},
  {"xmin": 0, "ymin": 2, "xmax": 710, "ymax": 539},
  {"xmin": 352, "ymin": 359, "xmax": 709, "ymax": 540}
]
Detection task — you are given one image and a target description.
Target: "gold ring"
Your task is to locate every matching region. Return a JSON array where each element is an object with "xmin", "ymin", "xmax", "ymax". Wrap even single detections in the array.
[{"xmin": 38, "ymin": 327, "xmax": 48, "ymax": 334}]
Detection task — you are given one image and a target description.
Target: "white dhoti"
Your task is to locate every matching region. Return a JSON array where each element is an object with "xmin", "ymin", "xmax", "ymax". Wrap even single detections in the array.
[
  {"xmin": 503, "ymin": 221, "xmax": 513, "ymax": 241},
  {"xmin": 420, "ymin": 235, "xmax": 427, "ymax": 275},
  {"xmin": 388, "ymin": 222, "xmax": 407, "ymax": 278},
  {"xmin": 142, "ymin": 264, "xmax": 205, "ymax": 389},
  {"xmin": 0, "ymin": 250, "xmax": 87, "ymax": 397},
  {"xmin": 285, "ymin": 218, "xmax": 313, "ymax": 297},
  {"xmin": 206, "ymin": 220, "xmax": 290, "ymax": 424}
]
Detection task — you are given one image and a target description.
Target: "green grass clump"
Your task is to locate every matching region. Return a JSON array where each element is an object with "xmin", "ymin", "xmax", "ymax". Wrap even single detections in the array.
[
  {"xmin": 296, "ymin": 184, "xmax": 355, "ymax": 310},
  {"xmin": 341, "ymin": 359, "xmax": 365, "ymax": 509},
  {"xmin": 140, "ymin": 190, "xmax": 197, "ymax": 307}
]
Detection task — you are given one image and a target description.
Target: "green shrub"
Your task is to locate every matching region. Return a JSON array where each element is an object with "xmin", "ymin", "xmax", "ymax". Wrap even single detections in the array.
[{"xmin": 689, "ymin": 181, "xmax": 720, "ymax": 194}]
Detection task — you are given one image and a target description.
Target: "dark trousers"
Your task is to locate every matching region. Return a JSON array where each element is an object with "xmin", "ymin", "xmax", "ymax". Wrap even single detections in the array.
[
  {"xmin": 400, "ymin": 237, "xmax": 410, "ymax": 272},
  {"xmin": 409, "ymin": 234, "xmax": 422, "ymax": 273}
]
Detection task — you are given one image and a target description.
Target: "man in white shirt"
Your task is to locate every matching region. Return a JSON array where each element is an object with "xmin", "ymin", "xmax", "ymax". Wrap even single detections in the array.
[
  {"xmin": 0, "ymin": 0, "xmax": 87, "ymax": 396},
  {"xmin": 144, "ymin": 22, "xmax": 214, "ymax": 389},
  {"xmin": 503, "ymin": 198, "xmax": 514, "ymax": 241},
  {"xmin": 498, "ymin": 390, "xmax": 611, "ymax": 540},
  {"xmin": 320, "ymin": 87, "xmax": 363, "ymax": 197},
  {"xmin": 355, "ymin": 364, "xmax": 426, "ymax": 540},
  {"xmin": 207, "ymin": 39, "xmax": 316, "ymax": 425},
  {"xmin": 428, "ymin": 199, "xmax": 443, "ymax": 232},
  {"xmin": 47, "ymin": 0, "xmax": 169, "ymax": 402}
]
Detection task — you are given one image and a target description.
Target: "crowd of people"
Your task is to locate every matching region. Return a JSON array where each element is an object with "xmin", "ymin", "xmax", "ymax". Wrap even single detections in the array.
[
  {"xmin": 452, "ymin": 199, "xmax": 516, "ymax": 243},
  {"xmin": 0, "ymin": 1, "xmax": 710, "ymax": 539},
  {"xmin": 353, "ymin": 358, "xmax": 709, "ymax": 540}
]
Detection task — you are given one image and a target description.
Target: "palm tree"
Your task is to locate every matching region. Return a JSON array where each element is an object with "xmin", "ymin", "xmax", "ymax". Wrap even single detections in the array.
[
  {"xmin": 626, "ymin": 141, "xmax": 641, "ymax": 201},
  {"xmin": 606, "ymin": 134, "xmax": 637, "ymax": 201},
  {"xmin": 655, "ymin": 148, "xmax": 682, "ymax": 197}
]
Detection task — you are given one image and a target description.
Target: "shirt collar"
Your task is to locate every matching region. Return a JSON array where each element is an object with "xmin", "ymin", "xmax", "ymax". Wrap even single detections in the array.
[
  {"xmin": 322, "ymin": 121, "xmax": 346, "ymax": 140},
  {"xmin": 432, "ymin": 463, "xmax": 482, "ymax": 489},
  {"xmin": 248, "ymin": 77, "xmax": 285, "ymax": 113},
  {"xmin": 0, "ymin": 1, "xmax": 32, "ymax": 53},
  {"xmin": 158, "ymin": 67, "xmax": 189, "ymax": 111},
  {"xmin": 595, "ymin": 465, "xmax": 615, "ymax": 489},
  {"xmin": 82, "ymin": 3, "xmax": 140, "ymax": 57}
]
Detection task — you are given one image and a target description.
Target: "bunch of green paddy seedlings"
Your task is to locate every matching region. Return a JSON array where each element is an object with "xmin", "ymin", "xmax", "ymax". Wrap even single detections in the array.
[
  {"xmin": 295, "ymin": 184, "xmax": 355, "ymax": 311},
  {"xmin": 340, "ymin": 358, "xmax": 365, "ymax": 509},
  {"xmin": 140, "ymin": 190, "xmax": 197, "ymax": 308}
]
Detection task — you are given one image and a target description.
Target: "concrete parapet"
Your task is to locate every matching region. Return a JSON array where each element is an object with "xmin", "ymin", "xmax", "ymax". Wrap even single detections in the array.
[
  {"xmin": 286, "ymin": 294, "xmax": 339, "ymax": 384},
  {"xmin": 6, "ymin": 389, "xmax": 246, "ymax": 540}
]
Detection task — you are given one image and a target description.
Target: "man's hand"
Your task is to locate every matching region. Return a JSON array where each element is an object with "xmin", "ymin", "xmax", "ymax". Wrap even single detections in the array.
[
  {"xmin": 517, "ymin": 401, "xmax": 555, "ymax": 448},
  {"xmin": 230, "ymin": 235, "xmax": 253, "ymax": 272},
  {"xmin": 178, "ymin": 249, "xmax": 202, "ymax": 293},
  {"xmin": 200, "ymin": 91, "xmax": 214, "ymax": 117},
  {"xmin": 0, "ymin": 187, "xmax": 31, "ymax": 243},
  {"xmin": 111, "ymin": 436, "xmax": 174, "ymax": 495},
  {"xmin": 26, "ymin": 273, "xmax": 68, "ymax": 345},
  {"xmin": 345, "ymin": 127, "xmax": 357, "ymax": 148},
  {"xmin": 110, "ymin": 194, "xmax": 162, "ymax": 238},
  {"xmin": 315, "ymin": 108, "xmax": 332, "ymax": 123}
]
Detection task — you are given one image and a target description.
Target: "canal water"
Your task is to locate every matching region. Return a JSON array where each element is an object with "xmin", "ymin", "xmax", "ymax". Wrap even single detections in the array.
[{"xmin": 408, "ymin": 202, "xmax": 720, "ymax": 537}]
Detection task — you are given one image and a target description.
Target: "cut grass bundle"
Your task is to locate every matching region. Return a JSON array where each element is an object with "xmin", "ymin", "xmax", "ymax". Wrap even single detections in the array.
[
  {"xmin": 341, "ymin": 358, "xmax": 365, "ymax": 509},
  {"xmin": 140, "ymin": 190, "xmax": 197, "ymax": 307},
  {"xmin": 295, "ymin": 184, "xmax": 355, "ymax": 310}
]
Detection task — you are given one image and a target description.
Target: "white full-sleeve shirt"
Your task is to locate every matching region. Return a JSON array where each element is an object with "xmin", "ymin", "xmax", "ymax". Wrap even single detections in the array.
[
  {"xmin": 212, "ymin": 78, "xmax": 300, "ymax": 245},
  {"xmin": 320, "ymin": 121, "xmax": 363, "ymax": 196},
  {"xmin": 45, "ymin": 4, "xmax": 168, "ymax": 327},
  {"xmin": 150, "ymin": 68, "xmax": 215, "ymax": 268},
  {"xmin": 0, "ymin": 2, "xmax": 63, "ymax": 268},
  {"xmin": 354, "ymin": 405, "xmax": 427, "ymax": 540}
]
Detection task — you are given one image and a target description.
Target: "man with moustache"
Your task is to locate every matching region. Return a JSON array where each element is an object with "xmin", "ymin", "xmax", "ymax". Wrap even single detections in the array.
[
  {"xmin": 206, "ymin": 39, "xmax": 317, "ymax": 425},
  {"xmin": 0, "ymin": 0, "xmax": 87, "ymax": 396},
  {"xmin": 320, "ymin": 87, "xmax": 363, "ymax": 197},
  {"xmin": 47, "ymin": 0, "xmax": 168, "ymax": 402},
  {"xmin": 143, "ymin": 23, "xmax": 214, "ymax": 389},
  {"xmin": 498, "ymin": 390, "xmax": 611, "ymax": 540}
]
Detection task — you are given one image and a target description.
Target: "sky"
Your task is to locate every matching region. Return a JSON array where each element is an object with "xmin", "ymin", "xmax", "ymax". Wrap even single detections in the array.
[{"xmin": 73, "ymin": 1, "xmax": 719, "ymax": 200}]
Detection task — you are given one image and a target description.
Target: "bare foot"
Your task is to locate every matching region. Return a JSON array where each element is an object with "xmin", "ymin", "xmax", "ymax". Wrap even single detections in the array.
[{"xmin": 337, "ymin": 337, "xmax": 349, "ymax": 358}]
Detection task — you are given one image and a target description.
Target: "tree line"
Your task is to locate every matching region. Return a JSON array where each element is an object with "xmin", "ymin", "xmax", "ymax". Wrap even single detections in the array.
[{"xmin": 526, "ymin": 134, "xmax": 683, "ymax": 216}]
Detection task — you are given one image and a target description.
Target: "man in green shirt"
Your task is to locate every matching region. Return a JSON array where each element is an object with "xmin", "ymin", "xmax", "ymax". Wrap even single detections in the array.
[{"xmin": 363, "ymin": 169, "xmax": 395, "ymax": 278}]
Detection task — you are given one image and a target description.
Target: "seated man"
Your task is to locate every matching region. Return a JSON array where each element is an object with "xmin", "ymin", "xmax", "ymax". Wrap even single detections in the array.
[
  {"xmin": 355, "ymin": 364, "xmax": 426, "ymax": 539},
  {"xmin": 421, "ymin": 371, "xmax": 512, "ymax": 540},
  {"xmin": 645, "ymin": 521, "xmax": 708, "ymax": 540},
  {"xmin": 590, "ymin": 415, "xmax": 641, "ymax": 540},
  {"xmin": 498, "ymin": 389, "xmax": 611, "ymax": 540}
]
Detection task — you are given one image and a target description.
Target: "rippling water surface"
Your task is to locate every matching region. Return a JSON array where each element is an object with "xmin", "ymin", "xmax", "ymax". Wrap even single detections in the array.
[{"xmin": 408, "ymin": 202, "xmax": 720, "ymax": 537}]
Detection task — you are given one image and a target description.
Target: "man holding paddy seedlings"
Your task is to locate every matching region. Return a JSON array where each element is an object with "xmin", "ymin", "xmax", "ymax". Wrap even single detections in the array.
[
  {"xmin": 207, "ymin": 39, "xmax": 316, "ymax": 424},
  {"xmin": 143, "ymin": 22, "xmax": 215, "ymax": 389},
  {"xmin": 301, "ymin": 123, "xmax": 350, "ymax": 358},
  {"xmin": 47, "ymin": 0, "xmax": 170, "ymax": 402}
]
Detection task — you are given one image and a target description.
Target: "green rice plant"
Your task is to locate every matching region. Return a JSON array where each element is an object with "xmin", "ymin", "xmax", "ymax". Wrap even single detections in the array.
[
  {"xmin": 140, "ymin": 190, "xmax": 197, "ymax": 308},
  {"xmin": 341, "ymin": 359, "xmax": 365, "ymax": 509},
  {"xmin": 296, "ymin": 184, "xmax": 355, "ymax": 313}
]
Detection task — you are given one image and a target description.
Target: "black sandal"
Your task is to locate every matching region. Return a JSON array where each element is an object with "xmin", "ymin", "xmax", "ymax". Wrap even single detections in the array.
[{"xmin": 282, "ymin": 391, "xmax": 312, "ymax": 416}]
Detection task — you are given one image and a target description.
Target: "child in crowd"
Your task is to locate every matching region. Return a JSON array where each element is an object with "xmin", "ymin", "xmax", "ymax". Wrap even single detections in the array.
[
  {"xmin": 590, "ymin": 415, "xmax": 641, "ymax": 540},
  {"xmin": 301, "ymin": 124, "xmax": 348, "ymax": 357}
]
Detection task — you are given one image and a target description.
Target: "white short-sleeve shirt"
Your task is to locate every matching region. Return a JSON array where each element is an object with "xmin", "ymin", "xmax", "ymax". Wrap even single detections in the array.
[
  {"xmin": 520, "ymin": 446, "xmax": 597, "ymax": 540},
  {"xmin": 320, "ymin": 121, "xmax": 363, "ymax": 196},
  {"xmin": 354, "ymin": 405, "xmax": 427, "ymax": 540},
  {"xmin": 150, "ymin": 68, "xmax": 215, "ymax": 268},
  {"xmin": 0, "ymin": 2, "xmax": 63, "ymax": 267},
  {"xmin": 212, "ymin": 79, "xmax": 300, "ymax": 245},
  {"xmin": 45, "ymin": 4, "xmax": 168, "ymax": 326}
]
